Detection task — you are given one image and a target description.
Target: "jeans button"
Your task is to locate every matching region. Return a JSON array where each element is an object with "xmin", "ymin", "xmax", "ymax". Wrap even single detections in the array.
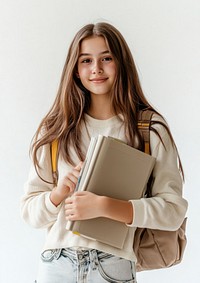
[{"xmin": 78, "ymin": 254, "xmax": 83, "ymax": 260}]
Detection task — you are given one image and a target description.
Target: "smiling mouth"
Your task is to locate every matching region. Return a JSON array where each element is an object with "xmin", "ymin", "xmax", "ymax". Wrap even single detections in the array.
[{"xmin": 89, "ymin": 77, "xmax": 108, "ymax": 83}]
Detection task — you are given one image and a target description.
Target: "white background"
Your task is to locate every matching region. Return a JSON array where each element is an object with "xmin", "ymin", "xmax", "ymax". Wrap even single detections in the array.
[{"xmin": 0, "ymin": 0, "xmax": 199, "ymax": 282}]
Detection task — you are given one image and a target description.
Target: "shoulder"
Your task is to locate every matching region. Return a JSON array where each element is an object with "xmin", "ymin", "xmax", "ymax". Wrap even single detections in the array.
[
  {"xmin": 138, "ymin": 110, "xmax": 169, "ymax": 137},
  {"xmin": 151, "ymin": 113, "xmax": 168, "ymax": 132},
  {"xmin": 150, "ymin": 113, "xmax": 175, "ymax": 153}
]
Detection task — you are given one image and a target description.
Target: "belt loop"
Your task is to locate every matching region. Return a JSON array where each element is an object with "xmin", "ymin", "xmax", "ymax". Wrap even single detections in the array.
[
  {"xmin": 76, "ymin": 249, "xmax": 83, "ymax": 262},
  {"xmin": 54, "ymin": 248, "xmax": 62, "ymax": 260},
  {"xmin": 89, "ymin": 250, "xmax": 98, "ymax": 271}
]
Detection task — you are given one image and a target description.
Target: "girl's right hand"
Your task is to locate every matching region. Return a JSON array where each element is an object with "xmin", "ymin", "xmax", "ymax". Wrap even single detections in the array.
[{"xmin": 50, "ymin": 162, "xmax": 83, "ymax": 207}]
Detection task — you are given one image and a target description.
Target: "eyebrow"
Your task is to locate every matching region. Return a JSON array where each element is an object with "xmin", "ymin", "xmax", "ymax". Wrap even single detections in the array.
[{"xmin": 78, "ymin": 50, "xmax": 111, "ymax": 58}]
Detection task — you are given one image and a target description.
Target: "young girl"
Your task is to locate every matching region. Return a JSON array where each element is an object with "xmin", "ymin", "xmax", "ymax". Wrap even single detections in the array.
[{"xmin": 21, "ymin": 22, "xmax": 188, "ymax": 283}]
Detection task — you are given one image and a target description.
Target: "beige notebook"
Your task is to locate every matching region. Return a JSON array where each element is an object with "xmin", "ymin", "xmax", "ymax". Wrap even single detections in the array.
[{"xmin": 66, "ymin": 135, "xmax": 156, "ymax": 249}]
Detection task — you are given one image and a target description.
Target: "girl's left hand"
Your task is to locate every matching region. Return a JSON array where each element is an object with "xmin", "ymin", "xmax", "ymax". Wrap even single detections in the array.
[{"xmin": 65, "ymin": 191, "xmax": 104, "ymax": 221}]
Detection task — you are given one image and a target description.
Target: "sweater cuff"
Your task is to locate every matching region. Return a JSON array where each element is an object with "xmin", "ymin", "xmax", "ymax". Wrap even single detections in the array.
[
  {"xmin": 45, "ymin": 192, "xmax": 62, "ymax": 214},
  {"xmin": 126, "ymin": 199, "xmax": 144, "ymax": 227}
]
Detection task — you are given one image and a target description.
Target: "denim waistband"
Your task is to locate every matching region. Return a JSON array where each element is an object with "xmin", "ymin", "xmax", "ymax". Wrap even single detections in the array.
[
  {"xmin": 39, "ymin": 248, "xmax": 137, "ymax": 283},
  {"xmin": 62, "ymin": 248, "xmax": 112, "ymax": 260}
]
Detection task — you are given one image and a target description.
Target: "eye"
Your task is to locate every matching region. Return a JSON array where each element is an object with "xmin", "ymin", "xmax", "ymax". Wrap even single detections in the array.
[
  {"xmin": 102, "ymin": 57, "xmax": 113, "ymax": 62},
  {"xmin": 81, "ymin": 58, "xmax": 92, "ymax": 64}
]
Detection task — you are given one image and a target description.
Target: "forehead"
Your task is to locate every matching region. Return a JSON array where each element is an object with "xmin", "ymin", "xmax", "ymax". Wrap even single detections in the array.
[{"xmin": 79, "ymin": 36, "xmax": 110, "ymax": 54}]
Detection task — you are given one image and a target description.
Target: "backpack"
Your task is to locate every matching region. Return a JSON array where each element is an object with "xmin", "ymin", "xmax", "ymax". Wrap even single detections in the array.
[
  {"xmin": 50, "ymin": 109, "xmax": 187, "ymax": 272},
  {"xmin": 134, "ymin": 109, "xmax": 187, "ymax": 272}
]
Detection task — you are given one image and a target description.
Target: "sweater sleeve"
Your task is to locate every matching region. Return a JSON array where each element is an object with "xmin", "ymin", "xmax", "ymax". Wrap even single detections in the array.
[
  {"xmin": 129, "ymin": 117, "xmax": 188, "ymax": 230},
  {"xmin": 20, "ymin": 143, "xmax": 62, "ymax": 229}
]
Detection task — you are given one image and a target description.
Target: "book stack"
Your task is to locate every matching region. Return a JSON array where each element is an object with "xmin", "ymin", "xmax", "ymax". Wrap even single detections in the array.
[{"xmin": 66, "ymin": 135, "xmax": 155, "ymax": 248}]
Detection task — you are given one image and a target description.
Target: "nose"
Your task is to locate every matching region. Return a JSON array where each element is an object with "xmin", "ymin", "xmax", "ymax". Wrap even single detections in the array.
[{"xmin": 92, "ymin": 61, "xmax": 103, "ymax": 74}]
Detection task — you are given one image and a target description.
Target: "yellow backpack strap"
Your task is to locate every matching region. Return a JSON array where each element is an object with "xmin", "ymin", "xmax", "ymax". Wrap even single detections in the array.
[
  {"xmin": 137, "ymin": 109, "xmax": 154, "ymax": 155},
  {"xmin": 51, "ymin": 140, "xmax": 59, "ymax": 185}
]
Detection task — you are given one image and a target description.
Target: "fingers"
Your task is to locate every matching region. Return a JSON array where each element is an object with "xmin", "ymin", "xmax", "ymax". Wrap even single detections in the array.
[
  {"xmin": 74, "ymin": 161, "xmax": 84, "ymax": 171},
  {"xmin": 58, "ymin": 162, "xmax": 84, "ymax": 193},
  {"xmin": 64, "ymin": 192, "xmax": 96, "ymax": 221},
  {"xmin": 65, "ymin": 193, "xmax": 81, "ymax": 218},
  {"xmin": 50, "ymin": 162, "xmax": 85, "ymax": 205},
  {"xmin": 61, "ymin": 173, "xmax": 77, "ymax": 192},
  {"xmin": 65, "ymin": 195, "xmax": 77, "ymax": 220},
  {"xmin": 66, "ymin": 163, "xmax": 83, "ymax": 191}
]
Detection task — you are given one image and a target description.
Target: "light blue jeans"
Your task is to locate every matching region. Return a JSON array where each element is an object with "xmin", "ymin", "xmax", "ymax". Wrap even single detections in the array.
[{"xmin": 35, "ymin": 248, "xmax": 137, "ymax": 283}]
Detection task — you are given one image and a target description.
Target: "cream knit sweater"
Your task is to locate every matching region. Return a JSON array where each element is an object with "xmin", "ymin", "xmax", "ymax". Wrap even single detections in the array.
[{"xmin": 21, "ymin": 114, "xmax": 188, "ymax": 261}]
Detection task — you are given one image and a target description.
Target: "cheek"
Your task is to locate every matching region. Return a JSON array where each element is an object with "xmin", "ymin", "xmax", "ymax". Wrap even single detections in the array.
[
  {"xmin": 78, "ymin": 67, "xmax": 89, "ymax": 80},
  {"xmin": 107, "ymin": 63, "xmax": 117, "ymax": 76},
  {"xmin": 78, "ymin": 69, "xmax": 90, "ymax": 88}
]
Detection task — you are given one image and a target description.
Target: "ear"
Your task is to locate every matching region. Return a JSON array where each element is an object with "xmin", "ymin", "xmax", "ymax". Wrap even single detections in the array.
[{"xmin": 76, "ymin": 72, "xmax": 80, "ymax": 78}]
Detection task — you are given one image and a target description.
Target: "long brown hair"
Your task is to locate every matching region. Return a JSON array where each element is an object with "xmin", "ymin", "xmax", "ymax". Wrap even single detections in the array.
[{"xmin": 31, "ymin": 22, "xmax": 183, "ymax": 179}]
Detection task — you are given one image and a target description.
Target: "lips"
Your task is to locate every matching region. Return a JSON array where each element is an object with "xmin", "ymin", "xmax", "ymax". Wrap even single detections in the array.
[{"xmin": 89, "ymin": 77, "xmax": 108, "ymax": 83}]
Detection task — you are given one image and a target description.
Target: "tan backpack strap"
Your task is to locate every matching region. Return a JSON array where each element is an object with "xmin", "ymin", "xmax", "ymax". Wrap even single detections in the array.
[
  {"xmin": 50, "ymin": 140, "xmax": 59, "ymax": 185},
  {"xmin": 137, "ymin": 109, "xmax": 154, "ymax": 154}
]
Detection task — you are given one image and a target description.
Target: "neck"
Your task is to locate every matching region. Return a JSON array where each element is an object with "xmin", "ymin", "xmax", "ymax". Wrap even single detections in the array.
[{"xmin": 88, "ymin": 96, "xmax": 115, "ymax": 120}]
